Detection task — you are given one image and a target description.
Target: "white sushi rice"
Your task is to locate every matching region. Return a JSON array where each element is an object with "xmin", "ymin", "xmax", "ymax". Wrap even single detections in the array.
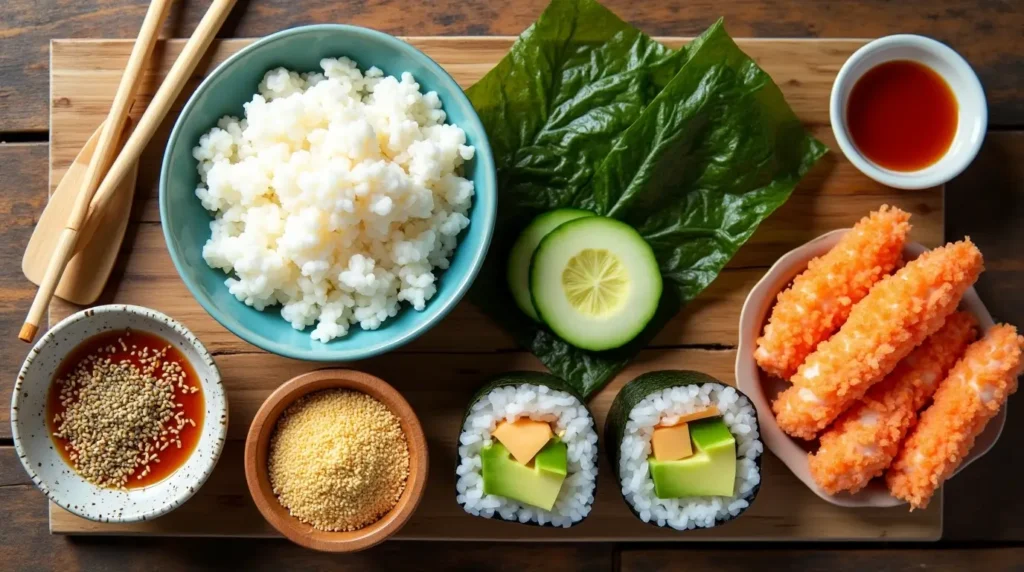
[
  {"xmin": 456, "ymin": 384, "xmax": 598, "ymax": 527},
  {"xmin": 193, "ymin": 57, "xmax": 476, "ymax": 342},
  {"xmin": 618, "ymin": 384, "xmax": 762, "ymax": 530}
]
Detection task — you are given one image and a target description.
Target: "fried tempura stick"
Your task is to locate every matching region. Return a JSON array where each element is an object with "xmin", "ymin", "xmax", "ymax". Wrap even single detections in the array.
[
  {"xmin": 886, "ymin": 324, "xmax": 1024, "ymax": 509},
  {"xmin": 756, "ymin": 206, "xmax": 911, "ymax": 380},
  {"xmin": 808, "ymin": 312, "xmax": 977, "ymax": 494},
  {"xmin": 773, "ymin": 239, "xmax": 984, "ymax": 440}
]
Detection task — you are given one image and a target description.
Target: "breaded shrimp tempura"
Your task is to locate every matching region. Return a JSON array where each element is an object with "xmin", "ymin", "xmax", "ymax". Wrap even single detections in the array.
[
  {"xmin": 808, "ymin": 312, "xmax": 977, "ymax": 494},
  {"xmin": 773, "ymin": 239, "xmax": 984, "ymax": 440},
  {"xmin": 756, "ymin": 206, "xmax": 911, "ymax": 380},
  {"xmin": 887, "ymin": 324, "xmax": 1024, "ymax": 509}
]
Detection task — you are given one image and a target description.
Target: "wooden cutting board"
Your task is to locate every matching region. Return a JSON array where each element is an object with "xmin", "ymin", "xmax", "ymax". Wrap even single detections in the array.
[{"xmin": 47, "ymin": 37, "xmax": 943, "ymax": 541}]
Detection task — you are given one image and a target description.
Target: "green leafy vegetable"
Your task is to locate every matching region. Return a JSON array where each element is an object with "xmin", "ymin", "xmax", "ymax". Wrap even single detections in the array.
[{"xmin": 467, "ymin": 0, "xmax": 827, "ymax": 398}]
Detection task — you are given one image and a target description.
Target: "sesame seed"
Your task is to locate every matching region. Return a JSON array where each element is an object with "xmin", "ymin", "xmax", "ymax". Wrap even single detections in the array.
[{"xmin": 48, "ymin": 332, "xmax": 201, "ymax": 489}]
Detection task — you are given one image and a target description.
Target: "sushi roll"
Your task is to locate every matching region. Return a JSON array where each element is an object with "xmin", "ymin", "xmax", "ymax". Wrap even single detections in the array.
[
  {"xmin": 455, "ymin": 372, "xmax": 598, "ymax": 527},
  {"xmin": 606, "ymin": 371, "xmax": 763, "ymax": 530}
]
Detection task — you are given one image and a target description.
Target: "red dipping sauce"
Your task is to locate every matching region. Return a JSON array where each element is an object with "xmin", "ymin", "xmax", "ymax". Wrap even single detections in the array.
[{"xmin": 846, "ymin": 60, "xmax": 958, "ymax": 172}]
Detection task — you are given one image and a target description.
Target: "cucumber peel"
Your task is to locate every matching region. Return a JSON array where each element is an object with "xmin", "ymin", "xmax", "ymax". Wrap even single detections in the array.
[
  {"xmin": 530, "ymin": 216, "xmax": 662, "ymax": 351},
  {"xmin": 507, "ymin": 209, "xmax": 595, "ymax": 321}
]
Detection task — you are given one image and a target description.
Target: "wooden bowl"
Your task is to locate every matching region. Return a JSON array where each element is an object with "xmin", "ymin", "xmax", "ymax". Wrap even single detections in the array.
[
  {"xmin": 736, "ymin": 229, "xmax": 1003, "ymax": 508},
  {"xmin": 243, "ymin": 369, "xmax": 428, "ymax": 552}
]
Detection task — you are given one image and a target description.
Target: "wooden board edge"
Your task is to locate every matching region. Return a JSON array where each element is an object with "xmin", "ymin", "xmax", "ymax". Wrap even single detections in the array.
[
  {"xmin": 49, "ymin": 490, "xmax": 943, "ymax": 541},
  {"xmin": 49, "ymin": 36, "xmax": 875, "ymax": 44}
]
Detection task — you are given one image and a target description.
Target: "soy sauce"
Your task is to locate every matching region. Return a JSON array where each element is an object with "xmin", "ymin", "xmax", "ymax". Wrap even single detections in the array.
[{"xmin": 846, "ymin": 60, "xmax": 958, "ymax": 172}]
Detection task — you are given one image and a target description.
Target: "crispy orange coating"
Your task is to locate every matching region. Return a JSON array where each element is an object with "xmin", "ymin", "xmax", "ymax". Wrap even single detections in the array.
[
  {"xmin": 886, "ymin": 324, "xmax": 1024, "ymax": 509},
  {"xmin": 756, "ymin": 206, "xmax": 911, "ymax": 380},
  {"xmin": 808, "ymin": 312, "xmax": 977, "ymax": 494},
  {"xmin": 773, "ymin": 239, "xmax": 984, "ymax": 440}
]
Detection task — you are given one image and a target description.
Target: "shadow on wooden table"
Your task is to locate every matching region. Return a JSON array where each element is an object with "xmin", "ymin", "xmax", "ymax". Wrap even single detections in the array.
[{"xmin": 943, "ymin": 132, "xmax": 1024, "ymax": 542}]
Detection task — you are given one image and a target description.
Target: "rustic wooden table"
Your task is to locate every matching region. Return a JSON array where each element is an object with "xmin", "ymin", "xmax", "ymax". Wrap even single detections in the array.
[{"xmin": 2, "ymin": 1, "xmax": 1022, "ymax": 569}]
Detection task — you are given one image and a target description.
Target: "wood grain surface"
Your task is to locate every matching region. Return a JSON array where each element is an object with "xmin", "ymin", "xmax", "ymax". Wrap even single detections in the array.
[
  {"xmin": 3, "ymin": 1, "xmax": 1022, "ymax": 132},
  {"xmin": 619, "ymin": 547, "xmax": 1024, "ymax": 571},
  {"xmin": 45, "ymin": 37, "xmax": 945, "ymax": 351},
  {"xmin": 48, "ymin": 351, "xmax": 942, "ymax": 540},
  {"xmin": 42, "ymin": 36, "xmax": 944, "ymax": 540}
]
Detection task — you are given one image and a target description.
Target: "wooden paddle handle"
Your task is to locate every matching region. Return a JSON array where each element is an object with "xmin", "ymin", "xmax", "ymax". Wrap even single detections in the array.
[
  {"xmin": 70, "ymin": 0, "xmax": 174, "ymax": 231},
  {"xmin": 20, "ymin": 0, "xmax": 237, "ymax": 342},
  {"xmin": 86, "ymin": 0, "xmax": 238, "ymax": 222},
  {"xmin": 20, "ymin": 0, "xmax": 173, "ymax": 342}
]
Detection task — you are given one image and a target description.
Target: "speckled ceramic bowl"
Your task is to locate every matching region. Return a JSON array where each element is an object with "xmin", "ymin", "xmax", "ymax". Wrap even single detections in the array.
[
  {"xmin": 736, "ymin": 230, "xmax": 1003, "ymax": 508},
  {"xmin": 11, "ymin": 304, "xmax": 228, "ymax": 522}
]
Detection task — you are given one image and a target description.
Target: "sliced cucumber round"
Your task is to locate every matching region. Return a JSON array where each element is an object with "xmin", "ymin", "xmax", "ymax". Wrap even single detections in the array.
[
  {"xmin": 530, "ymin": 217, "xmax": 662, "ymax": 351},
  {"xmin": 507, "ymin": 208, "xmax": 595, "ymax": 322}
]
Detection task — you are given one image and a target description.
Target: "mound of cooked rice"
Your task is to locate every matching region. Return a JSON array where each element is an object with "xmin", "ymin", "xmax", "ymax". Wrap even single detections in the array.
[{"xmin": 193, "ymin": 57, "xmax": 476, "ymax": 342}]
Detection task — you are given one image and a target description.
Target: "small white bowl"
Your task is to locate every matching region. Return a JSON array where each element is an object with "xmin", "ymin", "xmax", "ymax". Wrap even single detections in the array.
[
  {"xmin": 11, "ymin": 305, "xmax": 228, "ymax": 522},
  {"xmin": 830, "ymin": 34, "xmax": 987, "ymax": 189},
  {"xmin": 736, "ymin": 230, "xmax": 1004, "ymax": 508}
]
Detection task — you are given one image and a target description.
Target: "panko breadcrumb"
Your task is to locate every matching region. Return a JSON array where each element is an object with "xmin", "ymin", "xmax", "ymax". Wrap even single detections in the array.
[
  {"xmin": 808, "ymin": 312, "xmax": 977, "ymax": 494},
  {"xmin": 773, "ymin": 239, "xmax": 984, "ymax": 439},
  {"xmin": 886, "ymin": 324, "xmax": 1024, "ymax": 509},
  {"xmin": 268, "ymin": 389, "xmax": 410, "ymax": 531},
  {"xmin": 756, "ymin": 206, "xmax": 911, "ymax": 380}
]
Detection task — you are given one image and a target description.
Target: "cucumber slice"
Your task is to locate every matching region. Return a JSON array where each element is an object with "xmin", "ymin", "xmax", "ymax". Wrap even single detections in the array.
[
  {"xmin": 507, "ymin": 209, "xmax": 595, "ymax": 321},
  {"xmin": 530, "ymin": 217, "xmax": 662, "ymax": 351}
]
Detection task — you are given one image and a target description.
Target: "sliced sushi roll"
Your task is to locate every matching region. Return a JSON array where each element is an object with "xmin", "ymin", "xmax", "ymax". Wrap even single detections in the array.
[
  {"xmin": 607, "ymin": 371, "xmax": 763, "ymax": 531},
  {"xmin": 455, "ymin": 372, "xmax": 598, "ymax": 528}
]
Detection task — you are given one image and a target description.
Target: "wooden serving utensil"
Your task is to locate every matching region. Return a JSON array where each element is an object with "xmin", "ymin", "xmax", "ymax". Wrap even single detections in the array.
[
  {"xmin": 22, "ymin": 119, "xmax": 138, "ymax": 305},
  {"xmin": 19, "ymin": 0, "xmax": 238, "ymax": 343},
  {"xmin": 18, "ymin": 0, "xmax": 171, "ymax": 341}
]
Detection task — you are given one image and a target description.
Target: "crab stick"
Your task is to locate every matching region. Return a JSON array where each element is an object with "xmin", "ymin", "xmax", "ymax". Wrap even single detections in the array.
[
  {"xmin": 808, "ymin": 312, "xmax": 977, "ymax": 494},
  {"xmin": 773, "ymin": 239, "xmax": 984, "ymax": 440},
  {"xmin": 886, "ymin": 324, "xmax": 1024, "ymax": 509},
  {"xmin": 756, "ymin": 206, "xmax": 911, "ymax": 380}
]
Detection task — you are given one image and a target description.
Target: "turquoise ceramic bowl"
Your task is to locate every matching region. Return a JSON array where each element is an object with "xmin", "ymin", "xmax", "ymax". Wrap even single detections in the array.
[{"xmin": 160, "ymin": 25, "xmax": 496, "ymax": 361}]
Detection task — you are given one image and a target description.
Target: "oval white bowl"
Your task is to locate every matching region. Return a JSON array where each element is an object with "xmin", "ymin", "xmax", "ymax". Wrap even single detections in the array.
[
  {"xmin": 11, "ymin": 305, "xmax": 228, "ymax": 522},
  {"xmin": 830, "ymin": 34, "xmax": 987, "ymax": 190},
  {"xmin": 736, "ymin": 229, "xmax": 1004, "ymax": 508}
]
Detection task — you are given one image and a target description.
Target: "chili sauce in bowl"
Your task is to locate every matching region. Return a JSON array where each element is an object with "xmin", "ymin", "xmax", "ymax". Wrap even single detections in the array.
[
  {"xmin": 846, "ymin": 60, "xmax": 958, "ymax": 172},
  {"xmin": 830, "ymin": 35, "xmax": 986, "ymax": 189}
]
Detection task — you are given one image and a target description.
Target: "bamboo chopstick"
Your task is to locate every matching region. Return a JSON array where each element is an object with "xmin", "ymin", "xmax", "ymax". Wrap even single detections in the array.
[
  {"xmin": 18, "ymin": 0, "xmax": 172, "ymax": 342},
  {"xmin": 19, "ymin": 0, "xmax": 238, "ymax": 343}
]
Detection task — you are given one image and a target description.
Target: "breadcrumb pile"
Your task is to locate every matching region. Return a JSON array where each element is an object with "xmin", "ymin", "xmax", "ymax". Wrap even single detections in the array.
[
  {"xmin": 756, "ymin": 206, "xmax": 910, "ymax": 380},
  {"xmin": 268, "ymin": 389, "xmax": 410, "ymax": 531}
]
